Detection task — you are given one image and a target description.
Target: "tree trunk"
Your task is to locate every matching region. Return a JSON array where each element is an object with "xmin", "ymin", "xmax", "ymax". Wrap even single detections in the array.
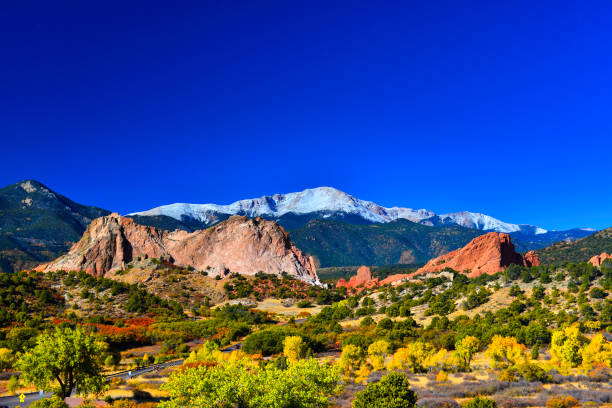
[{"xmin": 56, "ymin": 375, "xmax": 67, "ymax": 399}]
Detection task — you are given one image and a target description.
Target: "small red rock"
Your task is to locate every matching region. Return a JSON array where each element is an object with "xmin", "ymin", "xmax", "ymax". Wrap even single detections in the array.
[
  {"xmin": 336, "ymin": 265, "xmax": 379, "ymax": 292},
  {"xmin": 589, "ymin": 252, "xmax": 611, "ymax": 267}
]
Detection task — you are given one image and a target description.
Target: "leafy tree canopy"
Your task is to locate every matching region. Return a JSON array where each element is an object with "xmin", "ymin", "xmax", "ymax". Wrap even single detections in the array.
[
  {"xmin": 17, "ymin": 327, "xmax": 106, "ymax": 398},
  {"xmin": 160, "ymin": 358, "xmax": 340, "ymax": 408},
  {"xmin": 352, "ymin": 371, "xmax": 417, "ymax": 408}
]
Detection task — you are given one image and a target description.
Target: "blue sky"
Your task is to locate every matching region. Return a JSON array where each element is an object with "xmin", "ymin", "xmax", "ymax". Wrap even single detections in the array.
[{"xmin": 1, "ymin": 1, "xmax": 611, "ymax": 230}]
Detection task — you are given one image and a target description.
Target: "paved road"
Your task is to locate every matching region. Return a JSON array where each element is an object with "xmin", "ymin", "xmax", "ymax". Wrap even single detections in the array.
[{"xmin": 0, "ymin": 390, "xmax": 52, "ymax": 408}]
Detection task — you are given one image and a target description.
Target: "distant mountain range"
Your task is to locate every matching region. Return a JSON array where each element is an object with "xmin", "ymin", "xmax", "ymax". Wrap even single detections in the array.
[
  {"xmin": 129, "ymin": 186, "xmax": 593, "ymax": 240},
  {"xmin": 0, "ymin": 181, "xmax": 600, "ymax": 271},
  {"xmin": 0, "ymin": 180, "xmax": 110, "ymax": 272},
  {"xmin": 128, "ymin": 186, "xmax": 595, "ymax": 268}
]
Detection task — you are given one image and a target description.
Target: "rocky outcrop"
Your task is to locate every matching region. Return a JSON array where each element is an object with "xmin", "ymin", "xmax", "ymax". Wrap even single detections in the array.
[
  {"xmin": 408, "ymin": 232, "xmax": 539, "ymax": 279},
  {"xmin": 336, "ymin": 266, "xmax": 379, "ymax": 292},
  {"xmin": 523, "ymin": 250, "xmax": 540, "ymax": 267},
  {"xmin": 589, "ymin": 252, "xmax": 611, "ymax": 267},
  {"xmin": 38, "ymin": 213, "xmax": 320, "ymax": 285},
  {"xmin": 333, "ymin": 233, "xmax": 541, "ymax": 287}
]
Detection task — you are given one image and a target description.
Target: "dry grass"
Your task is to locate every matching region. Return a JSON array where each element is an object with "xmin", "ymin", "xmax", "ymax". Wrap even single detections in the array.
[
  {"xmin": 105, "ymin": 377, "xmax": 169, "ymax": 401},
  {"xmin": 252, "ymin": 298, "xmax": 325, "ymax": 317},
  {"xmin": 108, "ymin": 266, "xmax": 227, "ymax": 306}
]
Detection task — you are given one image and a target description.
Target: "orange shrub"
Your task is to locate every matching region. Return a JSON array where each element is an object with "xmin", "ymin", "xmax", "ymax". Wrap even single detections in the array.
[
  {"xmin": 90, "ymin": 324, "xmax": 149, "ymax": 346},
  {"xmin": 211, "ymin": 327, "xmax": 231, "ymax": 340},
  {"xmin": 588, "ymin": 363, "xmax": 611, "ymax": 382},
  {"xmin": 110, "ymin": 377, "xmax": 125, "ymax": 387},
  {"xmin": 546, "ymin": 395, "xmax": 580, "ymax": 408},
  {"xmin": 126, "ymin": 318, "xmax": 155, "ymax": 327}
]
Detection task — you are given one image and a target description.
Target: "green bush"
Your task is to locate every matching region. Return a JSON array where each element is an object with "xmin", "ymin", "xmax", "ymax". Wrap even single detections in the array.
[
  {"xmin": 590, "ymin": 287, "xmax": 606, "ymax": 299},
  {"xmin": 242, "ymin": 327, "xmax": 322, "ymax": 356},
  {"xmin": 517, "ymin": 362, "xmax": 552, "ymax": 382},
  {"xmin": 531, "ymin": 345, "xmax": 539, "ymax": 360},
  {"xmin": 377, "ymin": 317, "xmax": 394, "ymax": 330},
  {"xmin": 341, "ymin": 334, "xmax": 373, "ymax": 350},
  {"xmin": 463, "ymin": 288, "xmax": 491, "ymax": 310},
  {"xmin": 462, "ymin": 397, "xmax": 497, "ymax": 408},
  {"xmin": 352, "ymin": 371, "xmax": 417, "ymax": 408},
  {"xmin": 30, "ymin": 396, "xmax": 70, "ymax": 408}
]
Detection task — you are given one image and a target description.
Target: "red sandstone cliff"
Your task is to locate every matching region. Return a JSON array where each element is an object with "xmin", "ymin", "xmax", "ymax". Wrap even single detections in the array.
[
  {"xmin": 407, "ymin": 232, "xmax": 540, "ymax": 279},
  {"xmin": 334, "ymin": 233, "xmax": 538, "ymax": 288},
  {"xmin": 38, "ymin": 213, "xmax": 320, "ymax": 285}
]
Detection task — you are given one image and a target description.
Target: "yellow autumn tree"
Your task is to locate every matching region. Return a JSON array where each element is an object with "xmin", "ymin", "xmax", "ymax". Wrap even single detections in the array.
[
  {"xmin": 585, "ymin": 320, "xmax": 601, "ymax": 332},
  {"xmin": 367, "ymin": 340, "xmax": 390, "ymax": 371},
  {"xmin": 186, "ymin": 341, "xmax": 219, "ymax": 363},
  {"xmin": 455, "ymin": 336, "xmax": 480, "ymax": 371},
  {"xmin": 355, "ymin": 363, "xmax": 372, "ymax": 384},
  {"xmin": 283, "ymin": 336, "xmax": 307, "ymax": 363},
  {"xmin": 424, "ymin": 348, "xmax": 460, "ymax": 372},
  {"xmin": 0, "ymin": 348, "xmax": 14, "ymax": 372},
  {"xmin": 550, "ymin": 325, "xmax": 587, "ymax": 368},
  {"xmin": 485, "ymin": 335, "xmax": 528, "ymax": 369},
  {"xmin": 387, "ymin": 342, "xmax": 434, "ymax": 373},
  {"xmin": 217, "ymin": 349, "xmax": 248, "ymax": 363},
  {"xmin": 581, "ymin": 333, "xmax": 612, "ymax": 370},
  {"xmin": 339, "ymin": 344, "xmax": 365, "ymax": 378},
  {"xmin": 436, "ymin": 370, "xmax": 449, "ymax": 382}
]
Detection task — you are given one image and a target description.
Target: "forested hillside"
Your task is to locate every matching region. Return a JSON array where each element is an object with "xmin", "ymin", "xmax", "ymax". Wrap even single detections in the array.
[
  {"xmin": 536, "ymin": 227, "xmax": 612, "ymax": 264},
  {"xmin": 289, "ymin": 219, "xmax": 482, "ymax": 267},
  {"xmin": 0, "ymin": 180, "xmax": 110, "ymax": 272}
]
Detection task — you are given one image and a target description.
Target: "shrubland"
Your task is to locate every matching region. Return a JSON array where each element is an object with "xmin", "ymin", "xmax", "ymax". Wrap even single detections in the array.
[{"xmin": 0, "ymin": 259, "xmax": 610, "ymax": 407}]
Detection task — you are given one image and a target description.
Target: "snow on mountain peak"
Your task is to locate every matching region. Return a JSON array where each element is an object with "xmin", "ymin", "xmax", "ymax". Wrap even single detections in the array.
[
  {"xmin": 129, "ymin": 187, "xmax": 548, "ymax": 234},
  {"xmin": 439, "ymin": 212, "xmax": 517, "ymax": 233}
]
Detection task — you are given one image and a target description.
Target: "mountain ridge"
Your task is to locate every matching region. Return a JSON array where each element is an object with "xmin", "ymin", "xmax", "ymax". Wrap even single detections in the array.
[
  {"xmin": 0, "ymin": 180, "xmax": 110, "ymax": 272},
  {"xmin": 129, "ymin": 186, "xmax": 591, "ymax": 237},
  {"xmin": 288, "ymin": 218, "xmax": 484, "ymax": 268},
  {"xmin": 0, "ymin": 180, "xmax": 600, "ymax": 272},
  {"xmin": 536, "ymin": 227, "xmax": 612, "ymax": 264}
]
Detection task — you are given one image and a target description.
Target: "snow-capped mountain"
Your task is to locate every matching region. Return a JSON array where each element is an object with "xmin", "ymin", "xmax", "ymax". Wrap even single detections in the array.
[
  {"xmin": 129, "ymin": 187, "xmax": 550, "ymax": 235},
  {"xmin": 433, "ymin": 212, "xmax": 548, "ymax": 234},
  {"xmin": 131, "ymin": 187, "xmax": 434, "ymax": 225}
]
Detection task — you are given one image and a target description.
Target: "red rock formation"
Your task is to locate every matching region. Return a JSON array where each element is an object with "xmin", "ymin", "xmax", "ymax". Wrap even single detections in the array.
[
  {"xmin": 336, "ymin": 266, "xmax": 379, "ymax": 292},
  {"xmin": 39, "ymin": 213, "xmax": 320, "ymax": 285},
  {"xmin": 589, "ymin": 252, "xmax": 611, "ymax": 267},
  {"xmin": 334, "ymin": 233, "xmax": 541, "ymax": 287},
  {"xmin": 523, "ymin": 251, "xmax": 541, "ymax": 267},
  {"xmin": 408, "ymin": 232, "xmax": 536, "ymax": 279}
]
